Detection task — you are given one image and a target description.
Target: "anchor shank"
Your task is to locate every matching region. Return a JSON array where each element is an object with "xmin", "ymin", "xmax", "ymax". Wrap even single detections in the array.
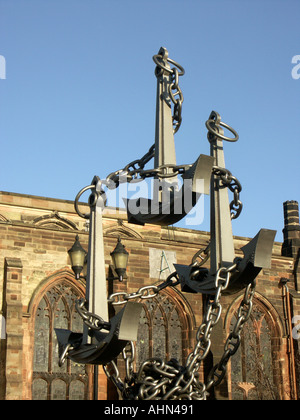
[
  {"xmin": 84, "ymin": 177, "xmax": 109, "ymax": 343},
  {"xmin": 154, "ymin": 47, "xmax": 178, "ymax": 201},
  {"xmin": 210, "ymin": 136, "xmax": 235, "ymax": 274}
]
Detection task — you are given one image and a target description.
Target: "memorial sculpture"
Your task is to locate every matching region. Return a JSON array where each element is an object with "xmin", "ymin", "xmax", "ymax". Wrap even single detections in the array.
[{"xmin": 55, "ymin": 48, "xmax": 276, "ymax": 400}]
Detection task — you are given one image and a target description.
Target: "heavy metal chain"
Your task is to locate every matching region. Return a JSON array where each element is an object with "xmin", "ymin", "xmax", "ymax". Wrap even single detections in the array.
[
  {"xmin": 184, "ymin": 264, "xmax": 238, "ymax": 380},
  {"xmin": 104, "ymin": 53, "xmax": 185, "ymax": 188},
  {"xmin": 205, "ymin": 279, "xmax": 256, "ymax": 392},
  {"xmin": 104, "ymin": 146, "xmax": 192, "ymax": 189},
  {"xmin": 72, "ymin": 75, "xmax": 247, "ymax": 397},
  {"xmin": 107, "ymin": 272, "xmax": 180, "ymax": 306},
  {"xmin": 190, "ymin": 243, "xmax": 211, "ymax": 280},
  {"xmin": 103, "ymin": 265, "xmax": 256, "ymax": 400},
  {"xmin": 75, "ymin": 166, "xmax": 247, "ymax": 399},
  {"xmin": 75, "ymin": 298, "xmax": 111, "ymax": 331},
  {"xmin": 212, "ymin": 165, "xmax": 243, "ymax": 220},
  {"xmin": 153, "ymin": 50, "xmax": 185, "ymax": 134},
  {"xmin": 169, "ymin": 67, "xmax": 184, "ymax": 134},
  {"xmin": 105, "ymin": 144, "xmax": 155, "ymax": 187},
  {"xmin": 189, "ymin": 165, "xmax": 243, "ymax": 277},
  {"xmin": 103, "ymin": 160, "xmax": 242, "ymax": 229}
]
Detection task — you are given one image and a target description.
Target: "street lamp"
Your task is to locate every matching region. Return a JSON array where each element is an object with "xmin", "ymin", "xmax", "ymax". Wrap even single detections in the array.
[
  {"xmin": 68, "ymin": 235, "xmax": 87, "ymax": 280},
  {"xmin": 110, "ymin": 237, "xmax": 129, "ymax": 282}
]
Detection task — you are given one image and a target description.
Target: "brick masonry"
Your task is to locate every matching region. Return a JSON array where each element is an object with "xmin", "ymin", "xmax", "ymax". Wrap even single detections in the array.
[{"xmin": 0, "ymin": 191, "xmax": 299, "ymax": 400}]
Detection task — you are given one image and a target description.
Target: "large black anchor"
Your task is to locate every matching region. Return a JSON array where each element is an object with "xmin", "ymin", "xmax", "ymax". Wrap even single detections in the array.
[
  {"xmin": 55, "ymin": 300, "xmax": 142, "ymax": 366},
  {"xmin": 175, "ymin": 111, "xmax": 276, "ymax": 295},
  {"xmin": 125, "ymin": 47, "xmax": 214, "ymax": 226},
  {"xmin": 56, "ymin": 177, "xmax": 143, "ymax": 366}
]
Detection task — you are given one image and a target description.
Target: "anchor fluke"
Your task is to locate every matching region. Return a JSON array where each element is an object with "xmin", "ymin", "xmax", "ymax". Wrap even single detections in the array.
[
  {"xmin": 239, "ymin": 228, "xmax": 276, "ymax": 270},
  {"xmin": 182, "ymin": 154, "xmax": 214, "ymax": 196},
  {"xmin": 55, "ymin": 301, "xmax": 143, "ymax": 366},
  {"xmin": 125, "ymin": 154, "xmax": 214, "ymax": 226},
  {"xmin": 225, "ymin": 228, "xmax": 277, "ymax": 295},
  {"xmin": 175, "ymin": 228, "xmax": 276, "ymax": 296}
]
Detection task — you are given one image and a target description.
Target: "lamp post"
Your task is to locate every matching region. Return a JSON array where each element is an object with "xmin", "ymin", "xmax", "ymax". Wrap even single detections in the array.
[
  {"xmin": 110, "ymin": 238, "xmax": 129, "ymax": 282},
  {"xmin": 68, "ymin": 235, "xmax": 87, "ymax": 280}
]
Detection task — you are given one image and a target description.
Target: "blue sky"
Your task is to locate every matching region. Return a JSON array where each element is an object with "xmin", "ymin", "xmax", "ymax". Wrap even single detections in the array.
[{"xmin": 0, "ymin": 0, "xmax": 299, "ymax": 242}]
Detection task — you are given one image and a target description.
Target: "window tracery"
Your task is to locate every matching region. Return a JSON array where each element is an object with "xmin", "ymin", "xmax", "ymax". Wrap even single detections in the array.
[
  {"xmin": 230, "ymin": 301, "xmax": 280, "ymax": 400},
  {"xmin": 136, "ymin": 293, "xmax": 183, "ymax": 369},
  {"xmin": 32, "ymin": 282, "xmax": 87, "ymax": 400}
]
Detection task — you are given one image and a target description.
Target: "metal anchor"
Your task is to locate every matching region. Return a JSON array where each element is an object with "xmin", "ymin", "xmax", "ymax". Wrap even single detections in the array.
[
  {"xmin": 55, "ymin": 301, "xmax": 142, "ymax": 366},
  {"xmin": 125, "ymin": 47, "xmax": 214, "ymax": 226},
  {"xmin": 175, "ymin": 111, "xmax": 276, "ymax": 295},
  {"xmin": 56, "ymin": 176, "xmax": 142, "ymax": 365},
  {"xmin": 54, "ymin": 48, "xmax": 277, "ymax": 398}
]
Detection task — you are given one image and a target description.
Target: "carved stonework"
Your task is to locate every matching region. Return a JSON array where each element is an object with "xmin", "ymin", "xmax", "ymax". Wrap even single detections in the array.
[
  {"xmin": 237, "ymin": 382, "xmax": 255, "ymax": 399},
  {"xmin": 32, "ymin": 211, "xmax": 78, "ymax": 231},
  {"xmin": 104, "ymin": 220, "xmax": 143, "ymax": 239}
]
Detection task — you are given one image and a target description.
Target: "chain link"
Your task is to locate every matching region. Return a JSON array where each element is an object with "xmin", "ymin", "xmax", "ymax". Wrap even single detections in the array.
[
  {"xmin": 189, "ymin": 243, "xmax": 210, "ymax": 280},
  {"xmin": 212, "ymin": 165, "xmax": 243, "ymax": 220},
  {"xmin": 169, "ymin": 67, "xmax": 184, "ymax": 134},
  {"xmin": 104, "ymin": 148, "xmax": 193, "ymax": 188},
  {"xmin": 75, "ymin": 298, "xmax": 111, "ymax": 331},
  {"xmin": 184, "ymin": 263, "xmax": 237, "ymax": 382},
  {"xmin": 191, "ymin": 243, "xmax": 210, "ymax": 267},
  {"xmin": 107, "ymin": 272, "xmax": 180, "ymax": 306},
  {"xmin": 58, "ymin": 343, "xmax": 74, "ymax": 368},
  {"xmin": 103, "ymin": 264, "xmax": 256, "ymax": 400},
  {"xmin": 205, "ymin": 280, "xmax": 256, "ymax": 392},
  {"xmin": 103, "ymin": 360, "xmax": 125, "ymax": 393},
  {"xmin": 105, "ymin": 144, "xmax": 155, "ymax": 187},
  {"xmin": 153, "ymin": 51, "xmax": 185, "ymax": 134}
]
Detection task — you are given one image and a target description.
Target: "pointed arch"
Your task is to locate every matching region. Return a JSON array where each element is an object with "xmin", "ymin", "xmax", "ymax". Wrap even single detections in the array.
[
  {"xmin": 27, "ymin": 268, "xmax": 85, "ymax": 316},
  {"xmin": 135, "ymin": 284, "xmax": 196, "ymax": 368},
  {"xmin": 225, "ymin": 291, "xmax": 285, "ymax": 343},
  {"xmin": 225, "ymin": 292, "xmax": 286, "ymax": 400},
  {"xmin": 25, "ymin": 269, "xmax": 89, "ymax": 400}
]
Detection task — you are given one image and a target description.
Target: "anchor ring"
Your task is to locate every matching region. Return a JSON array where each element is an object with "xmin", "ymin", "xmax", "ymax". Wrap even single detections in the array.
[
  {"xmin": 206, "ymin": 119, "xmax": 239, "ymax": 142},
  {"xmin": 75, "ymin": 179, "xmax": 107, "ymax": 219},
  {"xmin": 74, "ymin": 184, "xmax": 95, "ymax": 219},
  {"xmin": 152, "ymin": 54, "xmax": 185, "ymax": 76}
]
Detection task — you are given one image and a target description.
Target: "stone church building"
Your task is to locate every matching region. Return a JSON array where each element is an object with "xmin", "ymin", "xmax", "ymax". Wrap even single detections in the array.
[{"xmin": 0, "ymin": 190, "xmax": 299, "ymax": 400}]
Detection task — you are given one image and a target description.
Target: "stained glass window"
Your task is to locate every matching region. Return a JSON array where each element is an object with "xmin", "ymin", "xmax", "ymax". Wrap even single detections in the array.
[
  {"xmin": 230, "ymin": 302, "xmax": 279, "ymax": 400},
  {"xmin": 136, "ymin": 293, "xmax": 183, "ymax": 368},
  {"xmin": 69, "ymin": 380, "xmax": 85, "ymax": 400},
  {"xmin": 32, "ymin": 282, "xmax": 88, "ymax": 400},
  {"xmin": 32, "ymin": 378, "xmax": 47, "ymax": 400}
]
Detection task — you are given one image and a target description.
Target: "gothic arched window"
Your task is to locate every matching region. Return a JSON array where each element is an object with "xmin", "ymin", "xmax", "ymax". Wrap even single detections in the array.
[
  {"xmin": 136, "ymin": 293, "xmax": 183, "ymax": 368},
  {"xmin": 229, "ymin": 302, "xmax": 280, "ymax": 400},
  {"xmin": 32, "ymin": 282, "xmax": 88, "ymax": 400}
]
